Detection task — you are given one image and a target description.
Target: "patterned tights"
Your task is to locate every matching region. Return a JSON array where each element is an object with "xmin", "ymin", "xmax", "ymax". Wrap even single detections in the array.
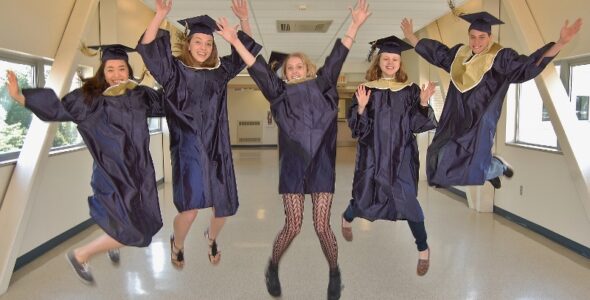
[{"xmin": 270, "ymin": 193, "xmax": 338, "ymax": 269}]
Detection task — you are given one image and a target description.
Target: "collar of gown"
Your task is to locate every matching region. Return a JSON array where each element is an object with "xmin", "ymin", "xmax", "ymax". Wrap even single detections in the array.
[
  {"xmin": 450, "ymin": 42, "xmax": 503, "ymax": 93},
  {"xmin": 178, "ymin": 58, "xmax": 222, "ymax": 70},
  {"xmin": 363, "ymin": 78, "xmax": 413, "ymax": 92}
]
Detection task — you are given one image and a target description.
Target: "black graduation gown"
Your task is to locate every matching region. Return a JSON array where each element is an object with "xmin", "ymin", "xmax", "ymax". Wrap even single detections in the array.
[
  {"xmin": 347, "ymin": 82, "xmax": 437, "ymax": 222},
  {"xmin": 414, "ymin": 38, "xmax": 555, "ymax": 187},
  {"xmin": 136, "ymin": 29, "xmax": 262, "ymax": 216},
  {"xmin": 247, "ymin": 40, "xmax": 349, "ymax": 194},
  {"xmin": 22, "ymin": 85, "xmax": 164, "ymax": 247}
]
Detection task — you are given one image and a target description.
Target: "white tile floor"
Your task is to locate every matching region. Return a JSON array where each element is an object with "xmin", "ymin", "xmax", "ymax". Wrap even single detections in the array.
[{"xmin": 2, "ymin": 147, "xmax": 590, "ymax": 299}]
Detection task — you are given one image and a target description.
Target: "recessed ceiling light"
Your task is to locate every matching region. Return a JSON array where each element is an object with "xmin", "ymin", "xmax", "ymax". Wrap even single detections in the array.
[{"xmin": 298, "ymin": 4, "xmax": 307, "ymax": 11}]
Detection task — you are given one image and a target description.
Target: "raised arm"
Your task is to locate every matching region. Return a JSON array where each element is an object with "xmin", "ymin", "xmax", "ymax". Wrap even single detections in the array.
[
  {"xmin": 7, "ymin": 70, "xmax": 84, "ymax": 122},
  {"xmin": 410, "ymin": 83, "xmax": 437, "ymax": 133},
  {"xmin": 231, "ymin": 0, "xmax": 253, "ymax": 37},
  {"xmin": 347, "ymin": 85, "xmax": 374, "ymax": 144},
  {"xmin": 216, "ymin": 17, "xmax": 257, "ymax": 67},
  {"xmin": 341, "ymin": 0, "xmax": 372, "ymax": 49},
  {"xmin": 6, "ymin": 70, "xmax": 25, "ymax": 105},
  {"xmin": 141, "ymin": 0, "xmax": 172, "ymax": 45},
  {"xmin": 538, "ymin": 18, "xmax": 582, "ymax": 64},
  {"xmin": 400, "ymin": 18, "xmax": 419, "ymax": 47}
]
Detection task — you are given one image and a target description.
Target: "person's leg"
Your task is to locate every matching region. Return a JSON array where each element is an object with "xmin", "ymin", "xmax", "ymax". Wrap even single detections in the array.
[
  {"xmin": 484, "ymin": 157, "xmax": 508, "ymax": 188},
  {"xmin": 170, "ymin": 209, "xmax": 198, "ymax": 267},
  {"xmin": 73, "ymin": 234, "xmax": 124, "ymax": 263},
  {"xmin": 67, "ymin": 233, "xmax": 124, "ymax": 283},
  {"xmin": 205, "ymin": 207, "xmax": 226, "ymax": 264},
  {"xmin": 341, "ymin": 201, "xmax": 356, "ymax": 241},
  {"xmin": 270, "ymin": 194, "xmax": 305, "ymax": 264},
  {"xmin": 484, "ymin": 157, "xmax": 506, "ymax": 181},
  {"xmin": 265, "ymin": 193, "xmax": 305, "ymax": 297},
  {"xmin": 407, "ymin": 220, "xmax": 430, "ymax": 276},
  {"xmin": 311, "ymin": 192, "xmax": 341, "ymax": 299}
]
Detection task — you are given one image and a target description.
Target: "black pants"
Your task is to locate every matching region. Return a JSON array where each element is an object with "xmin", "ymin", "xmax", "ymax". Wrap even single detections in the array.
[{"xmin": 343, "ymin": 204, "xmax": 428, "ymax": 251}]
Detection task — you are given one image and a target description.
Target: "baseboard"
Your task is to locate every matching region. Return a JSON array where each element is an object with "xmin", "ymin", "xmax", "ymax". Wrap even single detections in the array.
[
  {"xmin": 231, "ymin": 144, "xmax": 277, "ymax": 148},
  {"xmin": 494, "ymin": 206, "xmax": 590, "ymax": 259},
  {"xmin": 14, "ymin": 218, "xmax": 95, "ymax": 272}
]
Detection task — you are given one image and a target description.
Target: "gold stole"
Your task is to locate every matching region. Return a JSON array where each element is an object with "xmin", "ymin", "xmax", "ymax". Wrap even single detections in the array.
[
  {"xmin": 363, "ymin": 78, "xmax": 412, "ymax": 92},
  {"xmin": 450, "ymin": 42, "xmax": 503, "ymax": 93},
  {"xmin": 102, "ymin": 80, "xmax": 139, "ymax": 96}
]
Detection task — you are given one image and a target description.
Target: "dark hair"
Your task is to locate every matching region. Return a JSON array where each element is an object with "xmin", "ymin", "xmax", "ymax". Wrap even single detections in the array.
[
  {"xmin": 365, "ymin": 53, "xmax": 408, "ymax": 82},
  {"xmin": 174, "ymin": 33, "xmax": 219, "ymax": 68},
  {"xmin": 80, "ymin": 60, "xmax": 134, "ymax": 104}
]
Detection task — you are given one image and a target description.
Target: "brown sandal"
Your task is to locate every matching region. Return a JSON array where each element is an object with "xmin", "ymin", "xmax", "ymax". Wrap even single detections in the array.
[
  {"xmin": 204, "ymin": 228, "xmax": 221, "ymax": 265},
  {"xmin": 416, "ymin": 248, "xmax": 430, "ymax": 276},
  {"xmin": 170, "ymin": 235, "xmax": 184, "ymax": 268}
]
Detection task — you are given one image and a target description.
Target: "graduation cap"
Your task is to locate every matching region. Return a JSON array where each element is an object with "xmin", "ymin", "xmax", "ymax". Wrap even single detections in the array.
[
  {"xmin": 87, "ymin": 44, "xmax": 135, "ymax": 62},
  {"xmin": 367, "ymin": 35, "xmax": 413, "ymax": 61},
  {"xmin": 269, "ymin": 51, "xmax": 289, "ymax": 72},
  {"xmin": 178, "ymin": 15, "xmax": 219, "ymax": 37},
  {"xmin": 460, "ymin": 12, "xmax": 504, "ymax": 34}
]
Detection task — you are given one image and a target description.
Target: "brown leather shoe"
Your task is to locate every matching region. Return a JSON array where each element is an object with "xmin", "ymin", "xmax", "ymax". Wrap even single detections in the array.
[
  {"xmin": 416, "ymin": 248, "xmax": 430, "ymax": 276},
  {"xmin": 341, "ymin": 216, "xmax": 353, "ymax": 242}
]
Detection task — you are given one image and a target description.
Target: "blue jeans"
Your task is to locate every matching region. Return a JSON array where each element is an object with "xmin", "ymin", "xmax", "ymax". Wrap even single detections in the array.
[{"xmin": 484, "ymin": 157, "xmax": 506, "ymax": 180}]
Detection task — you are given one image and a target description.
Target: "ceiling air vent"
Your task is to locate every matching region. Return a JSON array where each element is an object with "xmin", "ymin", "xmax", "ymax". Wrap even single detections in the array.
[{"xmin": 276, "ymin": 20, "xmax": 333, "ymax": 33}]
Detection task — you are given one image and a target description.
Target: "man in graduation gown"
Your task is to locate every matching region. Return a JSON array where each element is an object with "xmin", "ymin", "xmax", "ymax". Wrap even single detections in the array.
[{"xmin": 401, "ymin": 12, "xmax": 582, "ymax": 188}]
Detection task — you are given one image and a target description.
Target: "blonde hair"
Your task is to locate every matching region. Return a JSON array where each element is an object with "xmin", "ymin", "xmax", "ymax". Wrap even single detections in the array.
[
  {"xmin": 365, "ymin": 53, "xmax": 408, "ymax": 82},
  {"xmin": 174, "ymin": 31, "xmax": 219, "ymax": 68},
  {"xmin": 281, "ymin": 52, "xmax": 317, "ymax": 80}
]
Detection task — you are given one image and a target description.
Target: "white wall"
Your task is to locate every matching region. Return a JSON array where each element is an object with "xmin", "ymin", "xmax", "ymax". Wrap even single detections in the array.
[{"xmin": 227, "ymin": 88, "xmax": 278, "ymax": 145}]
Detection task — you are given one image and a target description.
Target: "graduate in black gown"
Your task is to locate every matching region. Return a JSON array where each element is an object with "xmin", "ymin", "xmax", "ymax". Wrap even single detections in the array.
[
  {"xmin": 6, "ymin": 44, "xmax": 164, "ymax": 284},
  {"xmin": 340, "ymin": 36, "xmax": 438, "ymax": 277},
  {"xmin": 401, "ymin": 13, "xmax": 582, "ymax": 189},
  {"xmin": 137, "ymin": 0, "xmax": 261, "ymax": 268},
  {"xmin": 224, "ymin": 1, "xmax": 370, "ymax": 298}
]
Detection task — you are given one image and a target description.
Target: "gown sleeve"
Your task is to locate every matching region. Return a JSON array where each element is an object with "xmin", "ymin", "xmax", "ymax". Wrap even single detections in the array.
[
  {"xmin": 347, "ymin": 94, "xmax": 373, "ymax": 145},
  {"xmin": 220, "ymin": 31, "xmax": 263, "ymax": 79},
  {"xmin": 493, "ymin": 43, "xmax": 556, "ymax": 83},
  {"xmin": 408, "ymin": 84, "xmax": 438, "ymax": 134},
  {"xmin": 414, "ymin": 38, "xmax": 462, "ymax": 73},
  {"xmin": 22, "ymin": 88, "xmax": 88, "ymax": 123},
  {"xmin": 316, "ymin": 39, "xmax": 350, "ymax": 86},
  {"xmin": 247, "ymin": 55, "xmax": 285, "ymax": 104},
  {"xmin": 136, "ymin": 29, "xmax": 178, "ymax": 89},
  {"xmin": 140, "ymin": 86, "xmax": 165, "ymax": 118}
]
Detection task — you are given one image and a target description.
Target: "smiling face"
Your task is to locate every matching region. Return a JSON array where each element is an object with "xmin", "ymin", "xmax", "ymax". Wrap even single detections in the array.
[
  {"xmin": 103, "ymin": 59, "xmax": 130, "ymax": 86},
  {"xmin": 284, "ymin": 56, "xmax": 308, "ymax": 81},
  {"xmin": 378, "ymin": 52, "xmax": 401, "ymax": 78},
  {"xmin": 188, "ymin": 33, "xmax": 214, "ymax": 64},
  {"xmin": 468, "ymin": 29, "xmax": 492, "ymax": 54}
]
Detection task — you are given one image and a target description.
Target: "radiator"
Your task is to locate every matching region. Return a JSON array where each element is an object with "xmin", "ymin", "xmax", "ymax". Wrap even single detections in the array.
[{"xmin": 237, "ymin": 120, "xmax": 262, "ymax": 143}]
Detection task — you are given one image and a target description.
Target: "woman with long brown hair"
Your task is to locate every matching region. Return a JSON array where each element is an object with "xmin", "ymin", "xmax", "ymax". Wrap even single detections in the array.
[
  {"xmin": 137, "ymin": 0, "xmax": 261, "ymax": 268},
  {"xmin": 340, "ymin": 35, "xmax": 437, "ymax": 277},
  {"xmin": 6, "ymin": 44, "xmax": 164, "ymax": 284}
]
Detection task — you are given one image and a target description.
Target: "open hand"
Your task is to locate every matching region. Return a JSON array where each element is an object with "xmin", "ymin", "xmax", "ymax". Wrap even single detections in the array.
[
  {"xmin": 419, "ymin": 81, "xmax": 435, "ymax": 106},
  {"xmin": 5, "ymin": 70, "xmax": 25, "ymax": 105},
  {"xmin": 355, "ymin": 84, "xmax": 371, "ymax": 114},
  {"xmin": 558, "ymin": 18, "xmax": 583, "ymax": 46},
  {"xmin": 350, "ymin": 0, "xmax": 372, "ymax": 28}
]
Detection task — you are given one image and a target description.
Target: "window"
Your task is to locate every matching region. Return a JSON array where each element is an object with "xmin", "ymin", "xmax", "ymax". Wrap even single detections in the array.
[
  {"xmin": 44, "ymin": 64, "xmax": 89, "ymax": 149},
  {"xmin": 507, "ymin": 59, "xmax": 590, "ymax": 150},
  {"xmin": 507, "ymin": 79, "xmax": 558, "ymax": 148},
  {"xmin": 570, "ymin": 63, "xmax": 590, "ymax": 121},
  {"xmin": 0, "ymin": 59, "xmax": 35, "ymax": 156}
]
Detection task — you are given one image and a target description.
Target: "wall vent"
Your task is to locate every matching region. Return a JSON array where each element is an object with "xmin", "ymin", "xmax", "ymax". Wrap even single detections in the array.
[
  {"xmin": 237, "ymin": 120, "xmax": 262, "ymax": 143},
  {"xmin": 276, "ymin": 20, "xmax": 333, "ymax": 33}
]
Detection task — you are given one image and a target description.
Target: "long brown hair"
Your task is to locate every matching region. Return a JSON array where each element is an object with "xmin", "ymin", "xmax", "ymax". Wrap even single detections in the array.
[
  {"xmin": 174, "ymin": 32, "xmax": 219, "ymax": 68},
  {"xmin": 281, "ymin": 52, "xmax": 317, "ymax": 80},
  {"xmin": 80, "ymin": 60, "xmax": 135, "ymax": 104},
  {"xmin": 365, "ymin": 53, "xmax": 408, "ymax": 82}
]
